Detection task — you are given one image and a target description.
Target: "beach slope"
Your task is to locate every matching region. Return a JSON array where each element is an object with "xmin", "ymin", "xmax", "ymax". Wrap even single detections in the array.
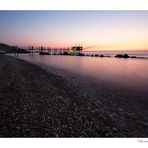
[{"xmin": 0, "ymin": 55, "xmax": 148, "ymax": 137}]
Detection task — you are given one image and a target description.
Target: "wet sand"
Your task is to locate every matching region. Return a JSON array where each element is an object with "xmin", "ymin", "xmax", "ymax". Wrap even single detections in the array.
[{"xmin": 0, "ymin": 55, "xmax": 148, "ymax": 137}]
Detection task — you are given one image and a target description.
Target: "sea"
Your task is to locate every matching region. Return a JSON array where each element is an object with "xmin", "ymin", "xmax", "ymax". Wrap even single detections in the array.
[{"xmin": 82, "ymin": 51, "xmax": 148, "ymax": 58}]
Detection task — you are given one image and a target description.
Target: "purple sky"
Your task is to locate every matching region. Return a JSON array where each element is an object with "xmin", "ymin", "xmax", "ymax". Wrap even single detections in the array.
[{"xmin": 0, "ymin": 11, "xmax": 148, "ymax": 51}]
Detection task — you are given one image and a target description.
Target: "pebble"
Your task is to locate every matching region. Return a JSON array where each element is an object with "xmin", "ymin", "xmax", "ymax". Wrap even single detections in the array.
[
  {"xmin": 118, "ymin": 108, "xmax": 123, "ymax": 112},
  {"xmin": 16, "ymin": 126, "xmax": 20, "ymax": 130},
  {"xmin": 112, "ymin": 127, "xmax": 118, "ymax": 132}
]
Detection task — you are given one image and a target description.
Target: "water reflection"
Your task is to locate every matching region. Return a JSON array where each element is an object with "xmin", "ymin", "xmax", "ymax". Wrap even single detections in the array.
[{"xmin": 17, "ymin": 55, "xmax": 148, "ymax": 92}]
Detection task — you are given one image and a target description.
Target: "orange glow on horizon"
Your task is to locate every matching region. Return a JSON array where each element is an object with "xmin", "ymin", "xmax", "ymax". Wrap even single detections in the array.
[{"xmin": 1, "ymin": 11, "xmax": 148, "ymax": 52}]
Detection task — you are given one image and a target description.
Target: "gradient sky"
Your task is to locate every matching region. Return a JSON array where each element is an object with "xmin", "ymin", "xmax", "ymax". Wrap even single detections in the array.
[{"xmin": 0, "ymin": 11, "xmax": 148, "ymax": 51}]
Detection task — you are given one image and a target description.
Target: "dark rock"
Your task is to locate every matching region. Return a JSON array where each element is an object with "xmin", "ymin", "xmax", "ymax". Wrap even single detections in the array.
[
  {"xmin": 115, "ymin": 54, "xmax": 130, "ymax": 58},
  {"xmin": 100, "ymin": 54, "xmax": 104, "ymax": 57},
  {"xmin": 95, "ymin": 54, "xmax": 99, "ymax": 57}
]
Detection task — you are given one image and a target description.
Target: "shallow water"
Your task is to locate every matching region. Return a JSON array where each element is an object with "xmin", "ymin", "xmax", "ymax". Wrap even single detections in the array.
[{"xmin": 14, "ymin": 54, "xmax": 148, "ymax": 93}]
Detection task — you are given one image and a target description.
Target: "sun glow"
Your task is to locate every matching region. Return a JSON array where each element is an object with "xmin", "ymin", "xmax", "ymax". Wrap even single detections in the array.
[{"xmin": 0, "ymin": 11, "xmax": 148, "ymax": 51}]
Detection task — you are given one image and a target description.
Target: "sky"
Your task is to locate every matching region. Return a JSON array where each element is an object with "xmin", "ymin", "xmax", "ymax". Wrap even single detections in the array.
[{"xmin": 0, "ymin": 11, "xmax": 148, "ymax": 51}]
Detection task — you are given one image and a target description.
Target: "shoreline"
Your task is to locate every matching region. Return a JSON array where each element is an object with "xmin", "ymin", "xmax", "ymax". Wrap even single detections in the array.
[{"xmin": 0, "ymin": 55, "xmax": 148, "ymax": 137}]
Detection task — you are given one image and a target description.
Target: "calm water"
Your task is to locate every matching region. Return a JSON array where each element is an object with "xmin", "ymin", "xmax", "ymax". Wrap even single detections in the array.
[
  {"xmin": 15, "ymin": 54, "xmax": 148, "ymax": 93},
  {"xmin": 83, "ymin": 51, "xmax": 148, "ymax": 57}
]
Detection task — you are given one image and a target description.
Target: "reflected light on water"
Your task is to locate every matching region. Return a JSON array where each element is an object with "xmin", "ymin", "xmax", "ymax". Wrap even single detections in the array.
[{"xmin": 17, "ymin": 55, "xmax": 148, "ymax": 92}]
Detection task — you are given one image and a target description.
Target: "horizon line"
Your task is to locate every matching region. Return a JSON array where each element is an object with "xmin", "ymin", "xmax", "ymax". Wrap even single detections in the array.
[{"xmin": 1, "ymin": 42, "xmax": 148, "ymax": 52}]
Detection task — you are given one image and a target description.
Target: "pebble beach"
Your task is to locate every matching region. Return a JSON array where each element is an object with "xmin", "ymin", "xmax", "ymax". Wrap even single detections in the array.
[{"xmin": 0, "ymin": 55, "xmax": 148, "ymax": 137}]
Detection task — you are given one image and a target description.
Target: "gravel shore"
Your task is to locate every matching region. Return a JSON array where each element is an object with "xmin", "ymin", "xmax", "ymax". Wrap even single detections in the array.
[{"xmin": 0, "ymin": 55, "xmax": 148, "ymax": 137}]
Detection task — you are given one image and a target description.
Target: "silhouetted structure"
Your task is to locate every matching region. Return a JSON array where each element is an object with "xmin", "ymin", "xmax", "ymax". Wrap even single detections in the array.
[
  {"xmin": 39, "ymin": 46, "xmax": 50, "ymax": 55},
  {"xmin": 15, "ymin": 45, "xmax": 19, "ymax": 56},
  {"xmin": 71, "ymin": 46, "xmax": 83, "ymax": 54},
  {"xmin": 29, "ymin": 46, "xmax": 34, "ymax": 56},
  {"xmin": 31, "ymin": 46, "xmax": 34, "ymax": 56},
  {"xmin": 29, "ymin": 46, "xmax": 31, "ymax": 55}
]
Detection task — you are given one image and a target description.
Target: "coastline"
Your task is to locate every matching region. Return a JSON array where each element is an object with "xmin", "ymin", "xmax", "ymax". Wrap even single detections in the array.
[{"xmin": 0, "ymin": 55, "xmax": 148, "ymax": 137}]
